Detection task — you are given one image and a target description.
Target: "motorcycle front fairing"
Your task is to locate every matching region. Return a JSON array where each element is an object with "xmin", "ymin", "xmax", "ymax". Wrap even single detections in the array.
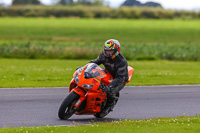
[{"xmin": 70, "ymin": 63, "xmax": 109, "ymax": 114}]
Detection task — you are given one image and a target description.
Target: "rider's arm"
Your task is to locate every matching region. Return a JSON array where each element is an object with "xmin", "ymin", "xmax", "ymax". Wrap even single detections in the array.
[{"xmin": 89, "ymin": 52, "xmax": 104, "ymax": 65}]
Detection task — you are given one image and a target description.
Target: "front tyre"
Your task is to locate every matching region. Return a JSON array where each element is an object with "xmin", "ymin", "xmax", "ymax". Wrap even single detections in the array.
[{"xmin": 58, "ymin": 91, "xmax": 80, "ymax": 120}]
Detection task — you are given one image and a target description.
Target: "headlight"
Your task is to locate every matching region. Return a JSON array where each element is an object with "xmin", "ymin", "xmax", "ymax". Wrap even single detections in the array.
[
  {"xmin": 74, "ymin": 74, "xmax": 79, "ymax": 84},
  {"xmin": 82, "ymin": 84, "xmax": 94, "ymax": 89}
]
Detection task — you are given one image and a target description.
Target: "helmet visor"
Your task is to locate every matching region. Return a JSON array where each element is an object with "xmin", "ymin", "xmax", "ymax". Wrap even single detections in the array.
[{"xmin": 104, "ymin": 50, "xmax": 114, "ymax": 57}]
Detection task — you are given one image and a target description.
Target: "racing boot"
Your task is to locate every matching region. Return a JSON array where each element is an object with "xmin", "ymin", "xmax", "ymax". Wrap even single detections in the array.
[
  {"xmin": 101, "ymin": 93, "xmax": 118, "ymax": 115},
  {"xmin": 94, "ymin": 93, "xmax": 119, "ymax": 118}
]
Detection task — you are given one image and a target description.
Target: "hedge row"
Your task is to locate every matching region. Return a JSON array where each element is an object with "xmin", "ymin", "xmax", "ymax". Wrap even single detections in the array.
[
  {"xmin": 0, "ymin": 42, "xmax": 200, "ymax": 61},
  {"xmin": 0, "ymin": 5, "xmax": 200, "ymax": 19}
]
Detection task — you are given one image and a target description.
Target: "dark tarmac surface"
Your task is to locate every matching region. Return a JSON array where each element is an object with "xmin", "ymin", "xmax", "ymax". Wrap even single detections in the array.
[{"xmin": 0, "ymin": 85, "xmax": 200, "ymax": 128}]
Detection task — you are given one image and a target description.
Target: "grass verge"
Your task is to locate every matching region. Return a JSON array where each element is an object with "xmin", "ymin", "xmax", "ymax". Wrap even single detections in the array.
[
  {"xmin": 0, "ymin": 59, "xmax": 200, "ymax": 88},
  {"xmin": 1, "ymin": 116, "xmax": 200, "ymax": 133}
]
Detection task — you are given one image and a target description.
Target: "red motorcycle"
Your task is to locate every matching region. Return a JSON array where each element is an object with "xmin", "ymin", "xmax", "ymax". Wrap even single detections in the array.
[{"xmin": 58, "ymin": 63, "xmax": 134, "ymax": 120}]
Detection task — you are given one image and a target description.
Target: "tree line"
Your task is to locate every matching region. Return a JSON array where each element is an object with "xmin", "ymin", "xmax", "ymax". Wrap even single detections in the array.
[
  {"xmin": 0, "ymin": 5, "xmax": 200, "ymax": 19},
  {"xmin": 6, "ymin": 0, "xmax": 162, "ymax": 7},
  {"xmin": 11, "ymin": 0, "xmax": 104, "ymax": 6}
]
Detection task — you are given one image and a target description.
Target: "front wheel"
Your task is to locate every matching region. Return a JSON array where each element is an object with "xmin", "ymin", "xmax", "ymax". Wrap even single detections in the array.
[{"xmin": 58, "ymin": 91, "xmax": 80, "ymax": 120}]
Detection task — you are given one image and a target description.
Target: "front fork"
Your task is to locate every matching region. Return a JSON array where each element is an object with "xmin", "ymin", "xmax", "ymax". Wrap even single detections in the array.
[{"xmin": 71, "ymin": 87, "xmax": 87, "ymax": 108}]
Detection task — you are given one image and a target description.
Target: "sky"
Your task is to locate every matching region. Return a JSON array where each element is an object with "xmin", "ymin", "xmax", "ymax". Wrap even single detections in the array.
[{"xmin": 0, "ymin": 0, "xmax": 200, "ymax": 10}]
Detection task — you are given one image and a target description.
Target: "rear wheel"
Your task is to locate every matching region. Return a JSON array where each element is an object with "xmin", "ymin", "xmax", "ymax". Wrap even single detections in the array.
[{"xmin": 58, "ymin": 91, "xmax": 80, "ymax": 120}]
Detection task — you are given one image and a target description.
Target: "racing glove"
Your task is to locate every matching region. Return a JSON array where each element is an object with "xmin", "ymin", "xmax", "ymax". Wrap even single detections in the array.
[{"xmin": 76, "ymin": 66, "xmax": 82, "ymax": 70}]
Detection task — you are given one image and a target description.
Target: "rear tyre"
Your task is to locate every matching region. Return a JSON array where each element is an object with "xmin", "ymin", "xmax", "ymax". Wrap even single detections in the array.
[{"xmin": 58, "ymin": 91, "xmax": 80, "ymax": 120}]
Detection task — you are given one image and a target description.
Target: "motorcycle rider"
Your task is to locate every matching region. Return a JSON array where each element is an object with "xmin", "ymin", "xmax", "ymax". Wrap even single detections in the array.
[{"xmin": 89, "ymin": 39, "xmax": 128, "ymax": 115}]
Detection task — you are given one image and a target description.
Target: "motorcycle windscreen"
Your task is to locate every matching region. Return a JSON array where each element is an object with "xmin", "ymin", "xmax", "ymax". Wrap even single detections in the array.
[{"xmin": 84, "ymin": 63, "xmax": 107, "ymax": 79}]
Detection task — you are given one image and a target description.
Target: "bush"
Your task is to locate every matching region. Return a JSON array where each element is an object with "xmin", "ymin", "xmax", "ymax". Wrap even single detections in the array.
[{"xmin": 0, "ymin": 5, "xmax": 200, "ymax": 19}]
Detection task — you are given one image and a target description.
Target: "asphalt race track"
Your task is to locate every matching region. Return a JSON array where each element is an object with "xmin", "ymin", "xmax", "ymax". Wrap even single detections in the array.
[{"xmin": 0, "ymin": 85, "xmax": 200, "ymax": 128}]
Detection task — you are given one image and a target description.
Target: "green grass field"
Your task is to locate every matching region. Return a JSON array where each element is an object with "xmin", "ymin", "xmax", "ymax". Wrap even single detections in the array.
[
  {"xmin": 1, "ymin": 116, "xmax": 200, "ymax": 133},
  {"xmin": 0, "ymin": 18, "xmax": 200, "ymax": 43},
  {"xmin": 0, "ymin": 59, "xmax": 199, "ymax": 88},
  {"xmin": 0, "ymin": 18, "xmax": 200, "ymax": 61}
]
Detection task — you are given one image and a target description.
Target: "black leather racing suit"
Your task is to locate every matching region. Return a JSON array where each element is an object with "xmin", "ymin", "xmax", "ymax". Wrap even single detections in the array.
[{"xmin": 90, "ymin": 52, "xmax": 128, "ymax": 95}]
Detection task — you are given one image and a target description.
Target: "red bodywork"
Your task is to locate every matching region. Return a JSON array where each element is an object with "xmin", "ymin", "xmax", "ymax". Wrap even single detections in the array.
[{"xmin": 68, "ymin": 63, "xmax": 134, "ymax": 115}]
